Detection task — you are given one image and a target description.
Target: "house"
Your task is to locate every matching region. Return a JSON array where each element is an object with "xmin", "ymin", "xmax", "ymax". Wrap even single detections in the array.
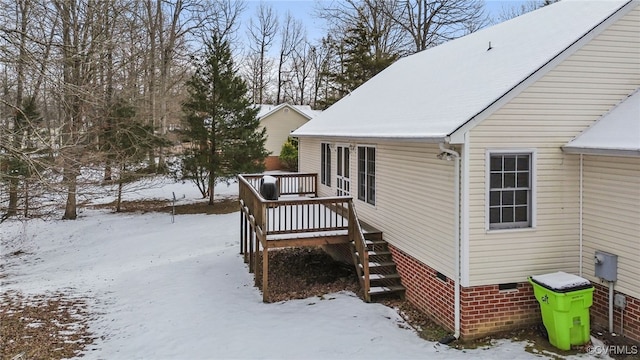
[
  {"xmin": 256, "ymin": 103, "xmax": 321, "ymax": 170},
  {"xmin": 563, "ymin": 89, "xmax": 639, "ymax": 341},
  {"xmin": 291, "ymin": 0, "xmax": 640, "ymax": 341}
]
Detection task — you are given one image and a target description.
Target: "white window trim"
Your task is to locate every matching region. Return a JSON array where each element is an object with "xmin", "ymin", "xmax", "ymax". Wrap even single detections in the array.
[
  {"xmin": 357, "ymin": 144, "xmax": 377, "ymax": 207},
  {"xmin": 484, "ymin": 149, "xmax": 537, "ymax": 232}
]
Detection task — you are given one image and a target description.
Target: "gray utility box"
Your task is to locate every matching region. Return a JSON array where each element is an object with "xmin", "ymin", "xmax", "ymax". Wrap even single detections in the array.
[{"xmin": 594, "ymin": 250, "xmax": 618, "ymax": 282}]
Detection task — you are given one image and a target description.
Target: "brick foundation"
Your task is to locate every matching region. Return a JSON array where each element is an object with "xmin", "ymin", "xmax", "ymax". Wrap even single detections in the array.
[
  {"xmin": 390, "ymin": 245, "xmax": 455, "ymax": 332},
  {"xmin": 460, "ymin": 282, "xmax": 540, "ymax": 339},
  {"xmin": 264, "ymin": 156, "xmax": 283, "ymax": 171},
  {"xmin": 591, "ymin": 282, "xmax": 640, "ymax": 343},
  {"xmin": 389, "ymin": 245, "xmax": 540, "ymax": 339}
]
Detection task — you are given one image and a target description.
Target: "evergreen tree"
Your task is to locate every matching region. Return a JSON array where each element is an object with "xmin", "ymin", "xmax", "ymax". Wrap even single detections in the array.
[
  {"xmin": 101, "ymin": 99, "xmax": 167, "ymax": 212},
  {"xmin": 319, "ymin": 17, "xmax": 399, "ymax": 108},
  {"xmin": 2, "ymin": 97, "xmax": 42, "ymax": 220},
  {"xmin": 182, "ymin": 34, "xmax": 268, "ymax": 205}
]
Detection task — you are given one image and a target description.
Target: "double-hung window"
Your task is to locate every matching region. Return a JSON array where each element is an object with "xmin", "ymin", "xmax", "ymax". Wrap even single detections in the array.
[
  {"xmin": 488, "ymin": 152, "xmax": 533, "ymax": 230},
  {"xmin": 321, "ymin": 143, "xmax": 331, "ymax": 186},
  {"xmin": 357, "ymin": 146, "xmax": 375, "ymax": 205}
]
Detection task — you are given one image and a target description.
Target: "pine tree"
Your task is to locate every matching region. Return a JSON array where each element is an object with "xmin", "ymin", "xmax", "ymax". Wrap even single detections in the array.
[
  {"xmin": 318, "ymin": 17, "xmax": 399, "ymax": 108},
  {"xmin": 182, "ymin": 34, "xmax": 268, "ymax": 205},
  {"xmin": 101, "ymin": 99, "xmax": 167, "ymax": 212}
]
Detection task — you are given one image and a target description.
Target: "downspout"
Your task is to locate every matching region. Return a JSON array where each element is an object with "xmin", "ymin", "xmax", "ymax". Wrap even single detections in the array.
[
  {"xmin": 439, "ymin": 142, "xmax": 461, "ymax": 340},
  {"xmin": 579, "ymin": 154, "xmax": 583, "ymax": 277}
]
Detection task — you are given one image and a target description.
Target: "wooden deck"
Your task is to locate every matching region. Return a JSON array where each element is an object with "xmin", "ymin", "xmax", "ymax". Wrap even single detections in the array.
[{"xmin": 238, "ymin": 173, "xmax": 404, "ymax": 302}]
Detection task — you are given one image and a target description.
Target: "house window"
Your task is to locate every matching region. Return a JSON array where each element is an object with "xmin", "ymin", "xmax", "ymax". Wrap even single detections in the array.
[
  {"xmin": 321, "ymin": 143, "xmax": 331, "ymax": 186},
  {"xmin": 488, "ymin": 153, "xmax": 532, "ymax": 230},
  {"xmin": 336, "ymin": 146, "xmax": 350, "ymax": 196},
  {"xmin": 357, "ymin": 146, "xmax": 375, "ymax": 205}
]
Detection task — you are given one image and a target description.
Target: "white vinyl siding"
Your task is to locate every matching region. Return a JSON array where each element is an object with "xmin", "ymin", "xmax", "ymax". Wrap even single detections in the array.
[
  {"xmin": 581, "ymin": 156, "xmax": 640, "ymax": 299},
  {"xmin": 298, "ymin": 137, "xmax": 322, "ymax": 177},
  {"xmin": 360, "ymin": 141, "xmax": 457, "ymax": 278},
  {"xmin": 259, "ymin": 106, "xmax": 309, "ymax": 156},
  {"xmin": 467, "ymin": 8, "xmax": 640, "ymax": 286},
  {"xmin": 299, "ymin": 138, "xmax": 456, "ymax": 278}
]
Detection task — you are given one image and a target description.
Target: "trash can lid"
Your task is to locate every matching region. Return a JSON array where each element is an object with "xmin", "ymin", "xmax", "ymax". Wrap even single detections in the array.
[
  {"xmin": 530, "ymin": 271, "xmax": 592, "ymax": 293},
  {"xmin": 262, "ymin": 175, "xmax": 277, "ymax": 184}
]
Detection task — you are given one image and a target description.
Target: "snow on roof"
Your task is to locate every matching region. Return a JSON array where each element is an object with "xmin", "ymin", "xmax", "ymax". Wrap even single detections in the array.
[
  {"xmin": 531, "ymin": 271, "xmax": 592, "ymax": 292},
  {"xmin": 256, "ymin": 103, "xmax": 321, "ymax": 120},
  {"xmin": 293, "ymin": 0, "xmax": 632, "ymax": 140},
  {"xmin": 564, "ymin": 89, "xmax": 640, "ymax": 157}
]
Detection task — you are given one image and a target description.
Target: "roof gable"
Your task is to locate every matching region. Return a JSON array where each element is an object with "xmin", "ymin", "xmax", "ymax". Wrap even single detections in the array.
[
  {"xmin": 256, "ymin": 103, "xmax": 321, "ymax": 121},
  {"xmin": 564, "ymin": 89, "xmax": 640, "ymax": 157},
  {"xmin": 293, "ymin": 0, "xmax": 633, "ymax": 141}
]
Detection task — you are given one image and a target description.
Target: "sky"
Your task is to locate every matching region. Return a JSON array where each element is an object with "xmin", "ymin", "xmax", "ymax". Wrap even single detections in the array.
[{"xmin": 240, "ymin": 0, "xmax": 532, "ymax": 44}]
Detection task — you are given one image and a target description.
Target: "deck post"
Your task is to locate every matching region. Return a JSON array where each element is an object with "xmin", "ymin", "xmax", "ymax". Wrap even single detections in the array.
[
  {"xmin": 240, "ymin": 210, "xmax": 244, "ymax": 255},
  {"xmin": 248, "ymin": 226, "xmax": 254, "ymax": 272},
  {"xmin": 244, "ymin": 214, "xmax": 249, "ymax": 261},
  {"xmin": 262, "ymin": 245, "xmax": 269, "ymax": 302},
  {"xmin": 254, "ymin": 232, "xmax": 260, "ymax": 277}
]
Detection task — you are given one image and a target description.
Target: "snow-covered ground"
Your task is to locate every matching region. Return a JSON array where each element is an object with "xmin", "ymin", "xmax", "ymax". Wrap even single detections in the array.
[{"xmin": 1, "ymin": 179, "xmax": 603, "ymax": 359}]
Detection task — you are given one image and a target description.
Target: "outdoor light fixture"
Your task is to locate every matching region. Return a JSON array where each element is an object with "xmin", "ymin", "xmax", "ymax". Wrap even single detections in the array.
[{"xmin": 437, "ymin": 152, "xmax": 453, "ymax": 161}]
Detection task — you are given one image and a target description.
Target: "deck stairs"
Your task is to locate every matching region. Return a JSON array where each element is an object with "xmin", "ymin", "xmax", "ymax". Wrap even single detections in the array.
[{"xmin": 351, "ymin": 223, "xmax": 405, "ymax": 302}]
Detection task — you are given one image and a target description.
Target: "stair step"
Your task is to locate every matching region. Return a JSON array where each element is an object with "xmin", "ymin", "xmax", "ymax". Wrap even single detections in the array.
[
  {"xmin": 356, "ymin": 250, "xmax": 391, "ymax": 257},
  {"xmin": 364, "ymin": 239, "xmax": 386, "ymax": 245},
  {"xmin": 363, "ymin": 232, "xmax": 383, "ymax": 241},
  {"xmin": 366, "ymin": 273, "xmax": 400, "ymax": 280},
  {"xmin": 369, "ymin": 250, "xmax": 390, "ymax": 256},
  {"xmin": 364, "ymin": 261, "xmax": 396, "ymax": 268},
  {"xmin": 368, "ymin": 285, "xmax": 406, "ymax": 296}
]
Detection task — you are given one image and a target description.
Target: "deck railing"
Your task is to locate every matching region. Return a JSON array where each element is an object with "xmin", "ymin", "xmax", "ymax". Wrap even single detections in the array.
[
  {"xmin": 238, "ymin": 172, "xmax": 370, "ymax": 301},
  {"xmin": 240, "ymin": 173, "xmax": 317, "ymax": 197},
  {"xmin": 238, "ymin": 173, "xmax": 349, "ymax": 238},
  {"xmin": 348, "ymin": 201, "xmax": 370, "ymax": 300},
  {"xmin": 264, "ymin": 197, "xmax": 350, "ymax": 235}
]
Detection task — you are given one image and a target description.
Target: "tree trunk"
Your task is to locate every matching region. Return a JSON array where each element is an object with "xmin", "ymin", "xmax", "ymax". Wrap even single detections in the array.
[
  {"xmin": 104, "ymin": 162, "xmax": 112, "ymax": 181},
  {"xmin": 23, "ymin": 178, "xmax": 28, "ymax": 217},
  {"xmin": 7, "ymin": 178, "xmax": 18, "ymax": 217},
  {"xmin": 62, "ymin": 168, "xmax": 77, "ymax": 220},
  {"xmin": 208, "ymin": 131, "xmax": 215, "ymax": 205},
  {"xmin": 208, "ymin": 174, "xmax": 215, "ymax": 206},
  {"xmin": 6, "ymin": 0, "xmax": 31, "ymax": 218},
  {"xmin": 116, "ymin": 165, "xmax": 124, "ymax": 212}
]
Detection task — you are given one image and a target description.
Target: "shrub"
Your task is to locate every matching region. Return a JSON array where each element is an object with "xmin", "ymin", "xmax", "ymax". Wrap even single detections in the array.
[{"xmin": 279, "ymin": 138, "xmax": 298, "ymax": 171}]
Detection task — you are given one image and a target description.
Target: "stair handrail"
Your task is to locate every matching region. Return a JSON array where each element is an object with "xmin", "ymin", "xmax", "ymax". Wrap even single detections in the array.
[{"xmin": 348, "ymin": 199, "xmax": 370, "ymax": 302}]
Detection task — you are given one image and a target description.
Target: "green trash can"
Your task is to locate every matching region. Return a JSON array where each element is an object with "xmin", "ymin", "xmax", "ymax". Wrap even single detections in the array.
[{"xmin": 529, "ymin": 272, "xmax": 594, "ymax": 351}]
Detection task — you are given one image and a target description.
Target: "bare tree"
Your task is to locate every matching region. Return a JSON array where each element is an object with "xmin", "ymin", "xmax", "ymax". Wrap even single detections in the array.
[
  {"xmin": 246, "ymin": 2, "xmax": 278, "ymax": 104},
  {"xmin": 0, "ymin": 0, "xmax": 249, "ymax": 220},
  {"xmin": 287, "ymin": 40, "xmax": 314, "ymax": 105},
  {"xmin": 385, "ymin": 0, "xmax": 487, "ymax": 53},
  {"xmin": 318, "ymin": 0, "xmax": 406, "ymax": 57},
  {"xmin": 495, "ymin": 0, "xmax": 560, "ymax": 23},
  {"xmin": 3, "ymin": 0, "xmax": 32, "ymax": 217},
  {"xmin": 309, "ymin": 41, "xmax": 332, "ymax": 109},
  {"xmin": 142, "ymin": 0, "xmax": 243, "ymax": 170},
  {"xmin": 276, "ymin": 12, "xmax": 303, "ymax": 105}
]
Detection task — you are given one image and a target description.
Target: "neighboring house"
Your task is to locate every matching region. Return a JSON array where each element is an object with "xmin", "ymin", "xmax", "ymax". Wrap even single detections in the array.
[
  {"xmin": 256, "ymin": 103, "xmax": 321, "ymax": 170},
  {"xmin": 293, "ymin": 0, "xmax": 640, "ymax": 342}
]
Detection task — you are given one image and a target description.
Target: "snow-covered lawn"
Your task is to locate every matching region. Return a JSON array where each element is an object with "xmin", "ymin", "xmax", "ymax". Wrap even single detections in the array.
[{"xmin": 1, "ymin": 180, "xmax": 602, "ymax": 359}]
